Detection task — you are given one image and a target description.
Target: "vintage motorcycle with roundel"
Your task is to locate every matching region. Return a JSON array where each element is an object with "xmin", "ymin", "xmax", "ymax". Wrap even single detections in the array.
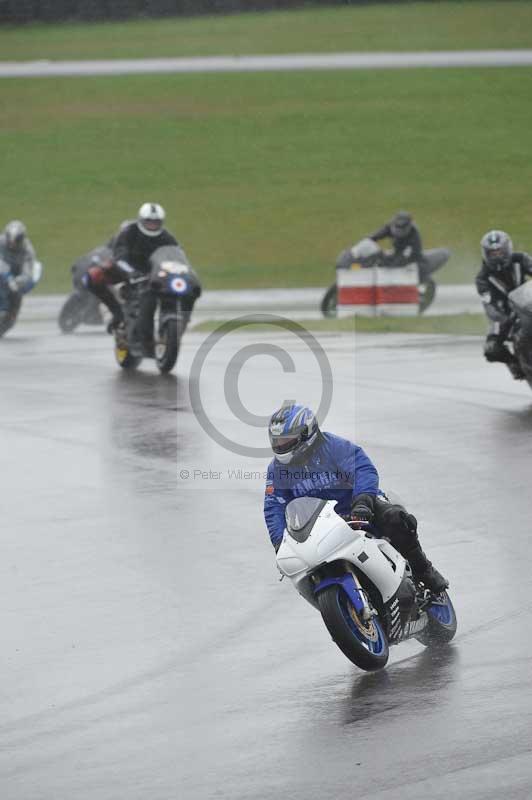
[{"xmin": 114, "ymin": 244, "xmax": 201, "ymax": 373}]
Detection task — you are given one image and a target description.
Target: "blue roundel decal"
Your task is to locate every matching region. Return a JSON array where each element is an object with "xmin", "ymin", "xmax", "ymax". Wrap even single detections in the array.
[{"xmin": 171, "ymin": 277, "xmax": 188, "ymax": 294}]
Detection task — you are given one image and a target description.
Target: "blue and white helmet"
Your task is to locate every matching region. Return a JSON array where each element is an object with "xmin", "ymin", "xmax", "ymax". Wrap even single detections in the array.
[{"xmin": 268, "ymin": 404, "xmax": 319, "ymax": 465}]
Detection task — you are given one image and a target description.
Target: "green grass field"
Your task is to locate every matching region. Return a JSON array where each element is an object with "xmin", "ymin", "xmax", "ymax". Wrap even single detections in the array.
[
  {"xmin": 193, "ymin": 313, "xmax": 487, "ymax": 335},
  {"xmin": 1, "ymin": 3, "xmax": 531, "ymax": 293},
  {"xmin": 2, "ymin": 2, "xmax": 532, "ymax": 60}
]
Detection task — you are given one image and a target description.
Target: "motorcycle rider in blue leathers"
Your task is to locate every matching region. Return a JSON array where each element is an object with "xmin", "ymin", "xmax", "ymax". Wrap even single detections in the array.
[{"xmin": 264, "ymin": 404, "xmax": 448, "ymax": 594}]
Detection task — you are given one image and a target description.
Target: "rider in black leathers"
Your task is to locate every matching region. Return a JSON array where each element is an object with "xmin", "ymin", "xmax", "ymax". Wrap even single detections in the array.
[
  {"xmin": 475, "ymin": 229, "xmax": 532, "ymax": 380},
  {"xmin": 85, "ymin": 203, "xmax": 199, "ymax": 354},
  {"xmin": 369, "ymin": 211, "xmax": 424, "ymax": 267}
]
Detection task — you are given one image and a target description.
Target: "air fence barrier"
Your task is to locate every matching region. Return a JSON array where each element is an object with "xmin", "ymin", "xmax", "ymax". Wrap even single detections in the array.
[{"xmin": 336, "ymin": 263, "xmax": 419, "ymax": 317}]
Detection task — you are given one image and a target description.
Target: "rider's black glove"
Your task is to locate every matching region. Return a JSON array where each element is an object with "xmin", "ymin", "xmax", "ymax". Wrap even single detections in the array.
[{"xmin": 350, "ymin": 493, "xmax": 375, "ymax": 525}]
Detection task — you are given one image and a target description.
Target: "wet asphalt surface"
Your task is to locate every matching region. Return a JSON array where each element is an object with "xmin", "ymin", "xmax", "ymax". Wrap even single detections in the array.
[{"xmin": 1, "ymin": 312, "xmax": 532, "ymax": 799}]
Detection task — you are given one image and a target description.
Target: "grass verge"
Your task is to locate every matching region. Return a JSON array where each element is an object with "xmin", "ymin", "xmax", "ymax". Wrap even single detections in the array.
[
  {"xmin": 192, "ymin": 313, "xmax": 487, "ymax": 335},
  {"xmin": 2, "ymin": 2, "xmax": 532, "ymax": 61},
  {"xmin": 2, "ymin": 66, "xmax": 532, "ymax": 294}
]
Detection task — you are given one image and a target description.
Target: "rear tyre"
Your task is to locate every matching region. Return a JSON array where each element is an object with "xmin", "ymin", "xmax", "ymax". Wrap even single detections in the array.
[
  {"xmin": 416, "ymin": 591, "xmax": 457, "ymax": 646},
  {"xmin": 318, "ymin": 585, "xmax": 389, "ymax": 671},
  {"xmin": 58, "ymin": 293, "xmax": 84, "ymax": 333},
  {"xmin": 321, "ymin": 284, "xmax": 337, "ymax": 318},
  {"xmin": 156, "ymin": 318, "xmax": 180, "ymax": 374},
  {"xmin": 114, "ymin": 343, "xmax": 141, "ymax": 370},
  {"xmin": 418, "ymin": 279, "xmax": 436, "ymax": 314}
]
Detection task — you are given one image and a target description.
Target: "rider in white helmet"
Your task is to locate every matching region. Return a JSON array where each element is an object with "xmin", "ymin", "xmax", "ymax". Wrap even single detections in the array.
[
  {"xmin": 0, "ymin": 221, "xmax": 42, "ymax": 327},
  {"xmin": 85, "ymin": 202, "xmax": 185, "ymax": 354},
  {"xmin": 0, "ymin": 220, "xmax": 38, "ymax": 294}
]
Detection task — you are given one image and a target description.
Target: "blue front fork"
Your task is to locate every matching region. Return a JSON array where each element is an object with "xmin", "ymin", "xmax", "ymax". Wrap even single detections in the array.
[{"xmin": 314, "ymin": 573, "xmax": 366, "ymax": 614}]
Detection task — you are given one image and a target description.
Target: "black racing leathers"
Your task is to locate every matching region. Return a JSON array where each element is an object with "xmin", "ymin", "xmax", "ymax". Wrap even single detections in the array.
[
  {"xmin": 369, "ymin": 222, "xmax": 424, "ymax": 267},
  {"xmin": 113, "ymin": 224, "xmax": 179, "ymax": 274},
  {"xmin": 475, "ymin": 253, "xmax": 532, "ymax": 308},
  {"xmin": 475, "ymin": 252, "xmax": 532, "ymax": 367},
  {"xmin": 86, "ymin": 223, "xmax": 182, "ymax": 345}
]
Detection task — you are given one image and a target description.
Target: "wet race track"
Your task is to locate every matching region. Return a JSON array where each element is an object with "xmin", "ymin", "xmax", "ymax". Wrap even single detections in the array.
[{"xmin": 1, "ymin": 312, "xmax": 532, "ymax": 799}]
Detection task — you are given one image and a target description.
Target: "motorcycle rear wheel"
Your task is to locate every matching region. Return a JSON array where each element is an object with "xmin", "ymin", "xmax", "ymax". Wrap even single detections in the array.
[
  {"xmin": 115, "ymin": 342, "xmax": 141, "ymax": 370},
  {"xmin": 321, "ymin": 284, "xmax": 337, "ymax": 318},
  {"xmin": 318, "ymin": 585, "xmax": 389, "ymax": 671},
  {"xmin": 58, "ymin": 293, "xmax": 85, "ymax": 333},
  {"xmin": 415, "ymin": 591, "xmax": 457, "ymax": 646},
  {"xmin": 418, "ymin": 279, "xmax": 437, "ymax": 314}
]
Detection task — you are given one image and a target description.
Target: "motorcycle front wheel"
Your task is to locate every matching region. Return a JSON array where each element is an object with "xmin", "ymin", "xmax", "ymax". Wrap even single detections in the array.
[
  {"xmin": 318, "ymin": 585, "xmax": 389, "ymax": 671},
  {"xmin": 156, "ymin": 318, "xmax": 180, "ymax": 374},
  {"xmin": 0, "ymin": 298, "xmax": 21, "ymax": 337},
  {"xmin": 321, "ymin": 284, "xmax": 337, "ymax": 318}
]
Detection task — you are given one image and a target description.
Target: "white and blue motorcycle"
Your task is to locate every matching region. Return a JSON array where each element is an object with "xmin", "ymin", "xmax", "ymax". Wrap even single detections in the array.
[{"xmin": 276, "ymin": 497, "xmax": 456, "ymax": 671}]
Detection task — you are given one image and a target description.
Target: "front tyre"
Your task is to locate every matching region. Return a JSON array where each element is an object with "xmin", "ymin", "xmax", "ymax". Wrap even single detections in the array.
[
  {"xmin": 416, "ymin": 591, "xmax": 457, "ymax": 646},
  {"xmin": 156, "ymin": 318, "xmax": 180, "ymax": 374},
  {"xmin": 321, "ymin": 284, "xmax": 337, "ymax": 318},
  {"xmin": 318, "ymin": 585, "xmax": 389, "ymax": 671}
]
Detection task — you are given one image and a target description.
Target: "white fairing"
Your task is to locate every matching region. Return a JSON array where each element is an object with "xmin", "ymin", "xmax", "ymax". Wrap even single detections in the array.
[
  {"xmin": 276, "ymin": 499, "xmax": 406, "ymax": 604},
  {"xmin": 349, "ymin": 238, "xmax": 382, "ymax": 261},
  {"xmin": 32, "ymin": 260, "xmax": 43, "ymax": 284}
]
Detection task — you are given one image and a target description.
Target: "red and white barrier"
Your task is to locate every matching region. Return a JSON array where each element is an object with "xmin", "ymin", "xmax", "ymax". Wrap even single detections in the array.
[{"xmin": 337, "ymin": 264, "xmax": 419, "ymax": 317}]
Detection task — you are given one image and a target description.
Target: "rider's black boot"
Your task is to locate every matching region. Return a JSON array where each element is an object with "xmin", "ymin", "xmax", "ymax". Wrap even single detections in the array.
[
  {"xmin": 406, "ymin": 545, "xmax": 449, "ymax": 594},
  {"xmin": 507, "ymin": 360, "xmax": 525, "ymax": 380}
]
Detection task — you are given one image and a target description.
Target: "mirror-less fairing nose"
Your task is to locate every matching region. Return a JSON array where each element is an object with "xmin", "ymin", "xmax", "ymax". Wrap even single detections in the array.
[{"xmin": 276, "ymin": 498, "xmax": 457, "ymax": 672}]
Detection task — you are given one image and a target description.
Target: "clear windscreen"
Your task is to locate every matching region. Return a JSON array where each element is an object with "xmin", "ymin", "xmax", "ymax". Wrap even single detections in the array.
[
  {"xmin": 149, "ymin": 245, "xmax": 191, "ymax": 273},
  {"xmin": 509, "ymin": 282, "xmax": 532, "ymax": 316},
  {"xmin": 285, "ymin": 497, "xmax": 325, "ymax": 531}
]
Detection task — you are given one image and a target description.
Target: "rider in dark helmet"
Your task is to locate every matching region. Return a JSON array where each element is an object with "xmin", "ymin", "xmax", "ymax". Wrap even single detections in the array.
[
  {"xmin": 369, "ymin": 210, "xmax": 425, "ymax": 268},
  {"xmin": 476, "ymin": 230, "xmax": 532, "ymax": 380},
  {"xmin": 264, "ymin": 403, "xmax": 448, "ymax": 594}
]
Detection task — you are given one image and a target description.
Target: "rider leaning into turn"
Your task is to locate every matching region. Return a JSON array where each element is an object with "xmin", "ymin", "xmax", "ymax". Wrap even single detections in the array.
[
  {"xmin": 369, "ymin": 211, "xmax": 424, "ymax": 270},
  {"xmin": 476, "ymin": 230, "xmax": 532, "ymax": 380},
  {"xmin": 84, "ymin": 203, "xmax": 181, "ymax": 355},
  {"xmin": 264, "ymin": 404, "xmax": 448, "ymax": 595},
  {"xmin": 0, "ymin": 220, "xmax": 38, "ymax": 299}
]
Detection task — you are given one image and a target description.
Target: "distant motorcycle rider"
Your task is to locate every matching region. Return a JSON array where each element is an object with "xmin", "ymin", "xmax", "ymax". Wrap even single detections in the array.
[
  {"xmin": 0, "ymin": 220, "xmax": 37, "ymax": 290},
  {"xmin": 85, "ymin": 203, "xmax": 194, "ymax": 354},
  {"xmin": 0, "ymin": 221, "xmax": 40, "ymax": 317},
  {"xmin": 476, "ymin": 230, "xmax": 532, "ymax": 380},
  {"xmin": 369, "ymin": 210, "xmax": 424, "ymax": 267},
  {"xmin": 264, "ymin": 404, "xmax": 448, "ymax": 594}
]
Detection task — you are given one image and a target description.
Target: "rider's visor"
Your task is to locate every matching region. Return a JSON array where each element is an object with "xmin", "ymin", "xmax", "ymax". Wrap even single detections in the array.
[
  {"xmin": 142, "ymin": 218, "xmax": 163, "ymax": 231},
  {"xmin": 271, "ymin": 434, "xmax": 300, "ymax": 455}
]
